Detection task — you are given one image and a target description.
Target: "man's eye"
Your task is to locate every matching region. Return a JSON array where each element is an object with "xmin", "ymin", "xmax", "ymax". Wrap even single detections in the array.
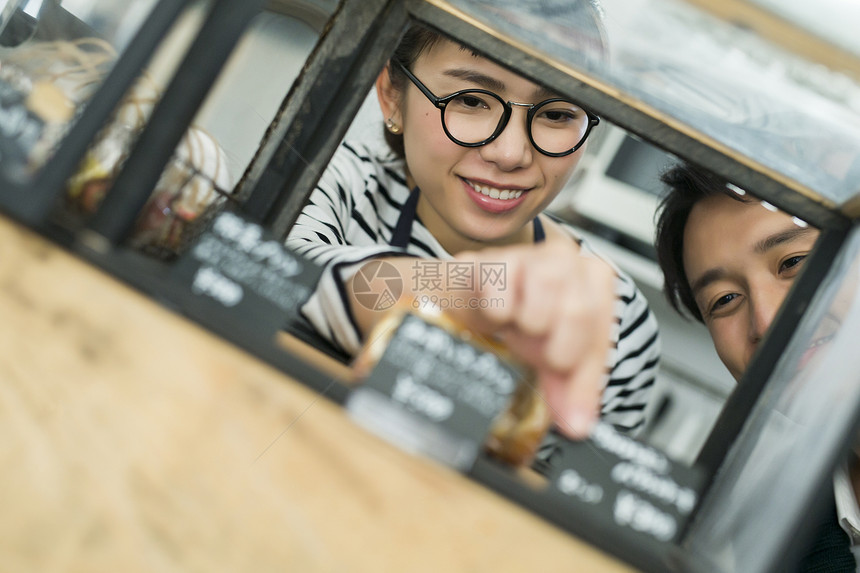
[
  {"xmin": 780, "ymin": 255, "xmax": 807, "ymax": 274},
  {"xmin": 779, "ymin": 254, "xmax": 807, "ymax": 278},
  {"xmin": 710, "ymin": 293, "xmax": 740, "ymax": 313}
]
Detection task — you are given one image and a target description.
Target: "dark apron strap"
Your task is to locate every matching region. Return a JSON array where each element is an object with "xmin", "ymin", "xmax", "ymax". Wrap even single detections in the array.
[
  {"xmin": 533, "ymin": 215, "xmax": 545, "ymax": 243},
  {"xmin": 390, "ymin": 187, "xmax": 421, "ymax": 248},
  {"xmin": 390, "ymin": 186, "xmax": 545, "ymax": 247}
]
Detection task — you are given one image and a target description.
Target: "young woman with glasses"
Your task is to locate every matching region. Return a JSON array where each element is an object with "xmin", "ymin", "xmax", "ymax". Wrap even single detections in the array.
[{"xmin": 286, "ymin": 8, "xmax": 659, "ymax": 441}]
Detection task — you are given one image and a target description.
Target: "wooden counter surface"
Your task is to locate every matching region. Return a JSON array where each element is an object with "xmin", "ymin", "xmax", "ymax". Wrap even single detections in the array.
[{"xmin": 0, "ymin": 214, "xmax": 637, "ymax": 573}]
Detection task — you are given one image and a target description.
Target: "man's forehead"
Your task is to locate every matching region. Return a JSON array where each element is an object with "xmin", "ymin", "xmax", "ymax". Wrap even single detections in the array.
[
  {"xmin": 683, "ymin": 195, "xmax": 819, "ymax": 286},
  {"xmin": 683, "ymin": 194, "xmax": 745, "ymax": 257},
  {"xmin": 686, "ymin": 193, "xmax": 776, "ymax": 245},
  {"xmin": 686, "ymin": 193, "xmax": 812, "ymax": 246}
]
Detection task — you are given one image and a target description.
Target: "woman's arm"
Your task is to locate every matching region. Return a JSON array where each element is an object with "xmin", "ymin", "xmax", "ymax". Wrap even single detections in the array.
[
  {"xmin": 600, "ymin": 274, "xmax": 660, "ymax": 435},
  {"xmin": 387, "ymin": 240, "xmax": 618, "ymax": 439}
]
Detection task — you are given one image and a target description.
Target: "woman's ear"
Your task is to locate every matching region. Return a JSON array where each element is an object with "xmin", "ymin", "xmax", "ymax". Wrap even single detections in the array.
[{"xmin": 376, "ymin": 63, "xmax": 402, "ymax": 128}]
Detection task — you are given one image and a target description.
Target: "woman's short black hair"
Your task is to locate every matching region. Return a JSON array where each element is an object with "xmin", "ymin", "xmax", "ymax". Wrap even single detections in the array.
[
  {"xmin": 383, "ymin": 0, "xmax": 608, "ymax": 159},
  {"xmin": 655, "ymin": 162, "xmax": 751, "ymax": 322},
  {"xmin": 382, "ymin": 25, "xmax": 445, "ymax": 158}
]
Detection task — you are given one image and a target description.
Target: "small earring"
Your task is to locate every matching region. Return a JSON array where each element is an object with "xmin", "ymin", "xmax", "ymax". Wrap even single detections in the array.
[{"xmin": 385, "ymin": 117, "xmax": 402, "ymax": 134}]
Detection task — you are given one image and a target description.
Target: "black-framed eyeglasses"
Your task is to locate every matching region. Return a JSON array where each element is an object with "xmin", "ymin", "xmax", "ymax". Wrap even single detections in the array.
[{"xmin": 393, "ymin": 59, "xmax": 599, "ymax": 157}]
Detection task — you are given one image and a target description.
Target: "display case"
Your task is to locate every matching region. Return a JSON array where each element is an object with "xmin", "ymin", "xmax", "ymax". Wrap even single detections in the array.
[
  {"xmin": 1, "ymin": 0, "xmax": 859, "ymax": 572},
  {"xmin": 0, "ymin": 0, "xmax": 187, "ymax": 222}
]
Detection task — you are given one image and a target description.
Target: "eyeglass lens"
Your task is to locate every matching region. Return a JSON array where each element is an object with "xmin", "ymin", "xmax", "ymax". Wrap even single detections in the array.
[{"xmin": 443, "ymin": 92, "xmax": 590, "ymax": 155}]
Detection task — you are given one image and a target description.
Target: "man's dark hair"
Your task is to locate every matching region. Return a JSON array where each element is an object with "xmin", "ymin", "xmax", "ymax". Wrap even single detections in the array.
[{"xmin": 655, "ymin": 162, "xmax": 751, "ymax": 322}]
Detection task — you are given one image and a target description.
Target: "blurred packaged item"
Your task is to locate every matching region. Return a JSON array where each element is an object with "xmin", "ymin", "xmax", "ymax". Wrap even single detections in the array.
[
  {"xmin": 126, "ymin": 125, "xmax": 233, "ymax": 258},
  {"xmin": 351, "ymin": 299, "xmax": 552, "ymax": 467},
  {"xmin": 0, "ymin": 36, "xmax": 232, "ymax": 257},
  {"xmin": 49, "ymin": 38, "xmax": 235, "ymax": 259},
  {"xmin": 0, "ymin": 38, "xmax": 111, "ymax": 177}
]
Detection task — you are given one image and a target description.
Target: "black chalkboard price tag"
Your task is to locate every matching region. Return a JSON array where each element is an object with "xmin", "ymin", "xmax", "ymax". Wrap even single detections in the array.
[
  {"xmin": 347, "ymin": 312, "xmax": 520, "ymax": 471},
  {"xmin": 539, "ymin": 423, "xmax": 705, "ymax": 546},
  {"xmin": 172, "ymin": 210, "xmax": 322, "ymax": 339}
]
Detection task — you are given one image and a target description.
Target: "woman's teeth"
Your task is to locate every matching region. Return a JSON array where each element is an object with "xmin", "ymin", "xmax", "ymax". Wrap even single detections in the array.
[{"xmin": 469, "ymin": 181, "xmax": 523, "ymax": 200}]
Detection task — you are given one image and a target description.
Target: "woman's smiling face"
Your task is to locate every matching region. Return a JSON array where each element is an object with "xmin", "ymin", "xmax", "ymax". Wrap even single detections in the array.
[
  {"xmin": 377, "ymin": 38, "xmax": 587, "ymax": 254},
  {"xmin": 682, "ymin": 193, "xmax": 819, "ymax": 381}
]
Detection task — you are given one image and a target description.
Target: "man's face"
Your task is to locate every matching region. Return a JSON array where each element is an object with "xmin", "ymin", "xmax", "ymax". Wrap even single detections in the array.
[{"xmin": 682, "ymin": 194, "xmax": 819, "ymax": 381}]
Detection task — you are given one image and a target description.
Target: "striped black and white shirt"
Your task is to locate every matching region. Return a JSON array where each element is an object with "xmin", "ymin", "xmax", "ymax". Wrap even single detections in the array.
[{"xmin": 286, "ymin": 141, "xmax": 660, "ymax": 434}]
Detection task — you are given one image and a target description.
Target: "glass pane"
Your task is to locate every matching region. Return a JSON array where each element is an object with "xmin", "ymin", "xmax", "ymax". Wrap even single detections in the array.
[
  {"xmin": 744, "ymin": 0, "xmax": 860, "ymax": 58},
  {"xmin": 548, "ymin": 125, "xmax": 738, "ymax": 464},
  {"xmin": 442, "ymin": 0, "xmax": 860, "ymax": 207},
  {"xmin": 61, "ymin": 2, "xmax": 330, "ymax": 259},
  {"xmin": 191, "ymin": 5, "xmax": 326, "ymax": 184},
  {"xmin": 0, "ymin": 0, "xmax": 160, "ymax": 182},
  {"xmin": 297, "ymin": 31, "xmax": 740, "ymax": 469}
]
